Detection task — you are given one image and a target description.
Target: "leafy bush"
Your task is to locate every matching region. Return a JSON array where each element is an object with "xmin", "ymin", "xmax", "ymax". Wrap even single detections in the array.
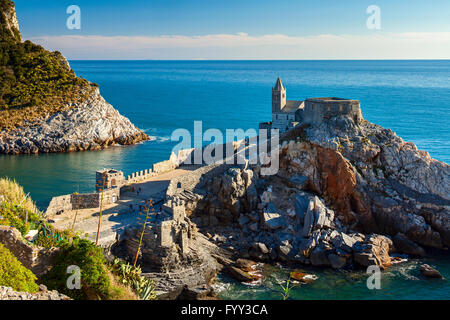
[
  {"xmin": 0, "ymin": 242, "xmax": 39, "ymax": 292},
  {"xmin": 42, "ymin": 238, "xmax": 111, "ymax": 300}
]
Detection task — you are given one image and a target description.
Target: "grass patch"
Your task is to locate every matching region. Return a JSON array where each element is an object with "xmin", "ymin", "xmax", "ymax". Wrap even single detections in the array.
[{"xmin": 0, "ymin": 177, "xmax": 37, "ymax": 213}]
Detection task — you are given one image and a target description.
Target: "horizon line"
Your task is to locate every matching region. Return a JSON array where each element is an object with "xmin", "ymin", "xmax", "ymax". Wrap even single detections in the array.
[{"xmin": 67, "ymin": 59, "xmax": 450, "ymax": 61}]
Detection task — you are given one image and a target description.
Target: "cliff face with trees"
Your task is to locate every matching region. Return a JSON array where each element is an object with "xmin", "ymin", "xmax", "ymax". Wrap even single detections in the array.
[{"xmin": 0, "ymin": 0, "xmax": 149, "ymax": 153}]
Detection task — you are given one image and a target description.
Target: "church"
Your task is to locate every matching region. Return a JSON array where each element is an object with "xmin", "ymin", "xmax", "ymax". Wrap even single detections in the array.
[{"xmin": 259, "ymin": 77, "xmax": 363, "ymax": 133}]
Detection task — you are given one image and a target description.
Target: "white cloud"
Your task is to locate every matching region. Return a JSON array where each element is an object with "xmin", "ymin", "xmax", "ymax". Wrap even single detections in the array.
[{"xmin": 28, "ymin": 32, "xmax": 450, "ymax": 60}]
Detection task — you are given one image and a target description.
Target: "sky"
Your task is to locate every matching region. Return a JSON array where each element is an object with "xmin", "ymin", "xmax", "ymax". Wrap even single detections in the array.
[{"xmin": 13, "ymin": 0, "xmax": 450, "ymax": 60}]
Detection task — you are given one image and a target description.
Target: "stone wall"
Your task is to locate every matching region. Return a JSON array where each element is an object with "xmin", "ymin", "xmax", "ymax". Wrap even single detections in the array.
[
  {"xmin": 126, "ymin": 169, "xmax": 155, "ymax": 184},
  {"xmin": 166, "ymin": 161, "xmax": 236, "ymax": 197},
  {"xmin": 96, "ymin": 169, "xmax": 125, "ymax": 191},
  {"xmin": 153, "ymin": 159, "xmax": 176, "ymax": 174},
  {"xmin": 299, "ymin": 98, "xmax": 363, "ymax": 125},
  {"xmin": 71, "ymin": 193, "xmax": 100, "ymax": 210},
  {"xmin": 0, "ymin": 226, "xmax": 59, "ymax": 278},
  {"xmin": 45, "ymin": 195, "xmax": 72, "ymax": 216},
  {"xmin": 46, "ymin": 188, "xmax": 120, "ymax": 216}
]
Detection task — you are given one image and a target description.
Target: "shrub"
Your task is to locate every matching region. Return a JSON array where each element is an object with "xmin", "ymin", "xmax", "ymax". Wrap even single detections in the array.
[
  {"xmin": 0, "ymin": 242, "xmax": 39, "ymax": 292},
  {"xmin": 42, "ymin": 238, "xmax": 112, "ymax": 300},
  {"xmin": 110, "ymin": 258, "xmax": 156, "ymax": 300}
]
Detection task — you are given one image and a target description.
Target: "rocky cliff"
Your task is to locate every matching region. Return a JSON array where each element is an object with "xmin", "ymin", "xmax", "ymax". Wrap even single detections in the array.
[
  {"xmin": 0, "ymin": 0, "xmax": 149, "ymax": 154},
  {"xmin": 169, "ymin": 110, "xmax": 449, "ymax": 271},
  {"xmin": 0, "ymin": 0, "xmax": 20, "ymax": 41},
  {"xmin": 0, "ymin": 88, "xmax": 150, "ymax": 154}
]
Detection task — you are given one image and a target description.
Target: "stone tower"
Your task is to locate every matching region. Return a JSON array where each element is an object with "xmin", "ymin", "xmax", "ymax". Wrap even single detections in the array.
[{"xmin": 272, "ymin": 77, "xmax": 286, "ymax": 112}]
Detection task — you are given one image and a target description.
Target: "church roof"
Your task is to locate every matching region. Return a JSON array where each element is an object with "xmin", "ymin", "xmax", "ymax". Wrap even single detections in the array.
[
  {"xmin": 279, "ymin": 100, "xmax": 304, "ymax": 113},
  {"xmin": 274, "ymin": 77, "xmax": 284, "ymax": 90}
]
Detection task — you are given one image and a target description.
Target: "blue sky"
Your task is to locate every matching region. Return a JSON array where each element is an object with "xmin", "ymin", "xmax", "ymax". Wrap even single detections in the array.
[{"xmin": 13, "ymin": 0, "xmax": 450, "ymax": 59}]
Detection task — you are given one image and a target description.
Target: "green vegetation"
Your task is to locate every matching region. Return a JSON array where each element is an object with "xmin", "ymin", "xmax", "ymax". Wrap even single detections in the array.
[
  {"xmin": 278, "ymin": 277, "xmax": 294, "ymax": 300},
  {"xmin": 42, "ymin": 238, "xmax": 143, "ymax": 300},
  {"xmin": 0, "ymin": 0, "xmax": 95, "ymax": 130},
  {"xmin": 0, "ymin": 177, "xmax": 37, "ymax": 212},
  {"xmin": 0, "ymin": 177, "xmax": 148, "ymax": 299},
  {"xmin": 133, "ymin": 199, "xmax": 154, "ymax": 267},
  {"xmin": 0, "ymin": 242, "xmax": 39, "ymax": 292},
  {"xmin": 0, "ymin": 177, "xmax": 76, "ymax": 245},
  {"xmin": 42, "ymin": 238, "xmax": 112, "ymax": 300},
  {"xmin": 110, "ymin": 258, "xmax": 156, "ymax": 300}
]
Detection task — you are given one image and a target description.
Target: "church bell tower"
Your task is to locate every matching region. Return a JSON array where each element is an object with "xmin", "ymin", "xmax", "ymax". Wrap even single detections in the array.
[{"xmin": 272, "ymin": 77, "xmax": 286, "ymax": 112}]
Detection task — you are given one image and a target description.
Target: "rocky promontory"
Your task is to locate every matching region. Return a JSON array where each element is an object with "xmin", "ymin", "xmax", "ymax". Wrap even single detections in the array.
[
  {"xmin": 0, "ymin": 0, "xmax": 149, "ymax": 154},
  {"xmin": 0, "ymin": 88, "xmax": 150, "ymax": 154},
  {"xmin": 156, "ymin": 104, "xmax": 449, "ymax": 275}
]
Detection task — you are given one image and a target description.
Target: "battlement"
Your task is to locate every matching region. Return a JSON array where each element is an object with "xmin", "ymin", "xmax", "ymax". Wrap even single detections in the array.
[
  {"xmin": 96, "ymin": 169, "xmax": 125, "ymax": 191},
  {"xmin": 299, "ymin": 97, "xmax": 363, "ymax": 125},
  {"xmin": 162, "ymin": 198, "xmax": 186, "ymax": 222}
]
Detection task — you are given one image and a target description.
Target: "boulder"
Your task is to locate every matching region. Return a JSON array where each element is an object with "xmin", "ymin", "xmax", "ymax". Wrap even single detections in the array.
[
  {"xmin": 235, "ymin": 259, "xmax": 257, "ymax": 272},
  {"xmin": 353, "ymin": 235, "xmax": 393, "ymax": 269},
  {"xmin": 226, "ymin": 266, "xmax": 259, "ymax": 282},
  {"xmin": 332, "ymin": 232, "xmax": 357, "ymax": 253},
  {"xmin": 302, "ymin": 201, "xmax": 315, "ymax": 237},
  {"xmin": 255, "ymin": 242, "xmax": 269, "ymax": 254},
  {"xmin": 249, "ymin": 222, "xmax": 259, "ymax": 232},
  {"xmin": 310, "ymin": 247, "xmax": 330, "ymax": 267},
  {"xmin": 295, "ymin": 194, "xmax": 310, "ymax": 222},
  {"xmin": 278, "ymin": 243, "xmax": 293, "ymax": 262},
  {"xmin": 262, "ymin": 203, "xmax": 284, "ymax": 230},
  {"xmin": 392, "ymin": 233, "xmax": 425, "ymax": 257},
  {"xmin": 298, "ymin": 238, "xmax": 316, "ymax": 258},
  {"xmin": 420, "ymin": 264, "xmax": 443, "ymax": 279},
  {"xmin": 238, "ymin": 215, "xmax": 250, "ymax": 227},
  {"xmin": 314, "ymin": 206, "xmax": 334, "ymax": 230},
  {"xmin": 328, "ymin": 254, "xmax": 347, "ymax": 269},
  {"xmin": 290, "ymin": 271, "xmax": 318, "ymax": 283},
  {"xmin": 288, "ymin": 175, "xmax": 308, "ymax": 190}
]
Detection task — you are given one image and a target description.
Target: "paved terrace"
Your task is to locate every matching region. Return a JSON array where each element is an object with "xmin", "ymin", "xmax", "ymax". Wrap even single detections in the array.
[{"xmin": 49, "ymin": 164, "xmax": 201, "ymax": 245}]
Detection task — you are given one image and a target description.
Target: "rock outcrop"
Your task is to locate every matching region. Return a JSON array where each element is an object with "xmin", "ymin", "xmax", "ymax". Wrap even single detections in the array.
[
  {"xmin": 0, "ymin": 88, "xmax": 150, "ymax": 154},
  {"xmin": 0, "ymin": 0, "xmax": 149, "ymax": 154},
  {"xmin": 0, "ymin": 0, "xmax": 21, "ymax": 41},
  {"xmin": 166, "ymin": 110, "xmax": 448, "ymax": 272},
  {"xmin": 0, "ymin": 285, "xmax": 70, "ymax": 300}
]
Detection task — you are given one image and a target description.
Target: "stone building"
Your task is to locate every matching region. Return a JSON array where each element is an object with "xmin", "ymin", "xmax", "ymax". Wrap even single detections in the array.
[
  {"xmin": 299, "ymin": 97, "xmax": 363, "ymax": 125},
  {"xmin": 260, "ymin": 77, "xmax": 363, "ymax": 132},
  {"xmin": 96, "ymin": 169, "xmax": 125, "ymax": 191},
  {"xmin": 270, "ymin": 77, "xmax": 303, "ymax": 132}
]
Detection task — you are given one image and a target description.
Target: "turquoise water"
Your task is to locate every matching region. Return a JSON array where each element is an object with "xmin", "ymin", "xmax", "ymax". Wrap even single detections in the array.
[
  {"xmin": 0, "ymin": 60, "xmax": 449, "ymax": 299},
  {"xmin": 216, "ymin": 255, "xmax": 450, "ymax": 300},
  {"xmin": 1, "ymin": 60, "xmax": 449, "ymax": 208}
]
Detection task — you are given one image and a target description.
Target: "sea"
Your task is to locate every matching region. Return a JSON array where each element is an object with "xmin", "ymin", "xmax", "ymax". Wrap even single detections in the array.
[{"xmin": 0, "ymin": 60, "xmax": 449, "ymax": 299}]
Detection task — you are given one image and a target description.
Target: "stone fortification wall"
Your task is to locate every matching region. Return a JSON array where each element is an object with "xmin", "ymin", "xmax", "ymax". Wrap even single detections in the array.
[
  {"xmin": 166, "ymin": 161, "xmax": 237, "ymax": 197},
  {"xmin": 71, "ymin": 193, "xmax": 100, "ymax": 210},
  {"xmin": 45, "ymin": 195, "xmax": 72, "ymax": 216},
  {"xmin": 153, "ymin": 159, "xmax": 176, "ymax": 174},
  {"xmin": 0, "ymin": 226, "xmax": 59, "ymax": 277},
  {"xmin": 299, "ymin": 98, "xmax": 363, "ymax": 125},
  {"xmin": 126, "ymin": 169, "xmax": 155, "ymax": 183},
  {"xmin": 45, "ymin": 188, "xmax": 119, "ymax": 216}
]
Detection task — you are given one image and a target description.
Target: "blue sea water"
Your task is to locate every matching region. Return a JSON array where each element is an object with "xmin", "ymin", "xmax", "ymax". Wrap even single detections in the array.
[
  {"xmin": 1, "ymin": 60, "xmax": 449, "ymax": 209},
  {"xmin": 0, "ymin": 60, "xmax": 449, "ymax": 300}
]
